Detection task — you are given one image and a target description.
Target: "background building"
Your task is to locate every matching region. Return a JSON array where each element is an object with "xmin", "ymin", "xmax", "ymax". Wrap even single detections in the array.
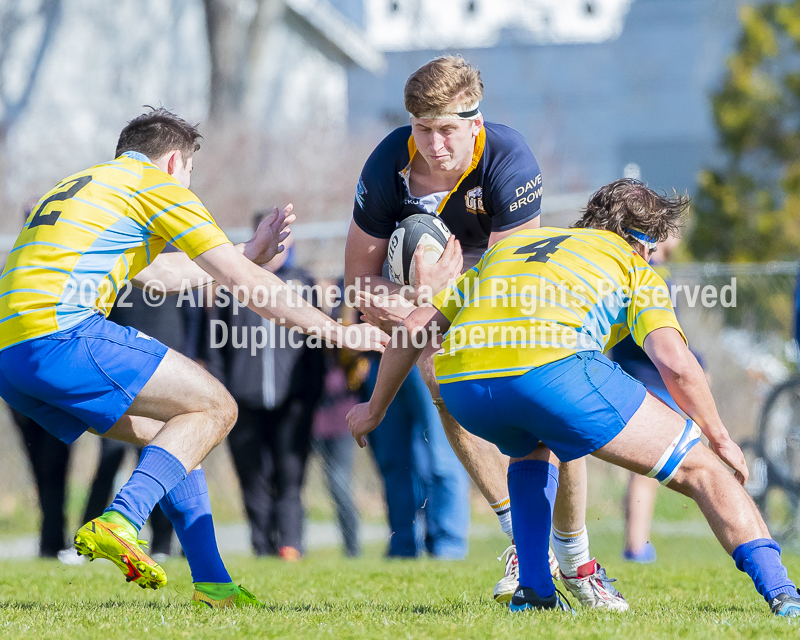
[{"xmin": 350, "ymin": 0, "xmax": 744, "ymax": 212}]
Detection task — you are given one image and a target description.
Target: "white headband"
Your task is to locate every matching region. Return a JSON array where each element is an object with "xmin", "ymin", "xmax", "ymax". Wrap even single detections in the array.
[{"xmin": 414, "ymin": 101, "xmax": 481, "ymax": 120}]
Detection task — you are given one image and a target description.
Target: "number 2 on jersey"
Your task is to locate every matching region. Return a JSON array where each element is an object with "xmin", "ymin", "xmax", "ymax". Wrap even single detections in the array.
[
  {"xmin": 29, "ymin": 175, "xmax": 93, "ymax": 228},
  {"xmin": 514, "ymin": 235, "xmax": 569, "ymax": 263}
]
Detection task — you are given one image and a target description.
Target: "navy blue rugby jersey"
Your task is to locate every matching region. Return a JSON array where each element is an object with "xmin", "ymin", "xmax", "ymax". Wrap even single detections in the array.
[{"xmin": 353, "ymin": 122, "xmax": 542, "ymax": 251}]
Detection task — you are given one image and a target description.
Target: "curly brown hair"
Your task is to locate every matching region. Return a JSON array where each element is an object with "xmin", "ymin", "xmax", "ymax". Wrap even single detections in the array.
[{"xmin": 573, "ymin": 179, "xmax": 688, "ymax": 246}]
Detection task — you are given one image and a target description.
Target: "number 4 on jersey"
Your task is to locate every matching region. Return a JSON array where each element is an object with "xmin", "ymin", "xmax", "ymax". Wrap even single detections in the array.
[{"xmin": 514, "ymin": 235, "xmax": 569, "ymax": 263}]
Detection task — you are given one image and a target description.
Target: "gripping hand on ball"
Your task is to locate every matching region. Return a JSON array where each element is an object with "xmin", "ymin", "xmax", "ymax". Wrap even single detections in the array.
[
  {"xmin": 355, "ymin": 291, "xmax": 416, "ymax": 334},
  {"xmin": 322, "ymin": 322, "xmax": 390, "ymax": 353},
  {"xmin": 413, "ymin": 236, "xmax": 463, "ymax": 304}
]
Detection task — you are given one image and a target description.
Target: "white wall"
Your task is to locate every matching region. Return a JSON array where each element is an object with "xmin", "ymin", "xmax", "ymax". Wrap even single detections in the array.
[{"xmin": 362, "ymin": 0, "xmax": 634, "ymax": 51}]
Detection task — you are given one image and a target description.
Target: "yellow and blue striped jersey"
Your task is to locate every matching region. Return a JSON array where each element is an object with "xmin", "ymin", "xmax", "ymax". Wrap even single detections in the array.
[
  {"xmin": 0, "ymin": 151, "xmax": 230, "ymax": 351},
  {"xmin": 431, "ymin": 227, "xmax": 685, "ymax": 384}
]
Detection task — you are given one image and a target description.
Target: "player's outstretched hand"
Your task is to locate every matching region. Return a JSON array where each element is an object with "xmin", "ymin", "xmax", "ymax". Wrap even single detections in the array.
[
  {"xmin": 414, "ymin": 235, "xmax": 463, "ymax": 303},
  {"xmin": 244, "ymin": 204, "xmax": 296, "ymax": 265},
  {"xmin": 355, "ymin": 291, "xmax": 415, "ymax": 334},
  {"xmin": 335, "ymin": 323, "xmax": 390, "ymax": 352},
  {"xmin": 710, "ymin": 437, "xmax": 749, "ymax": 485},
  {"xmin": 348, "ymin": 402, "xmax": 383, "ymax": 448}
]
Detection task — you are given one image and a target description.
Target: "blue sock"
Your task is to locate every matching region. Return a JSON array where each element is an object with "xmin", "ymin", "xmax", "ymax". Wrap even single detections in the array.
[
  {"xmin": 732, "ymin": 538, "xmax": 796, "ymax": 601},
  {"xmin": 107, "ymin": 445, "xmax": 187, "ymax": 531},
  {"xmin": 159, "ymin": 469, "xmax": 231, "ymax": 584},
  {"xmin": 507, "ymin": 459, "xmax": 559, "ymax": 598}
]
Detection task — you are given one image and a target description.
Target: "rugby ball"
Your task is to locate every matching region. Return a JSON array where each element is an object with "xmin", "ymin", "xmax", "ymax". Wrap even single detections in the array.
[{"xmin": 387, "ymin": 214, "xmax": 452, "ymax": 287}]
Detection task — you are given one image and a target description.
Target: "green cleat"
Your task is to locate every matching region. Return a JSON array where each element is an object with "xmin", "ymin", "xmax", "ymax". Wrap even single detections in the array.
[
  {"xmin": 73, "ymin": 516, "xmax": 167, "ymax": 590},
  {"xmin": 191, "ymin": 583, "xmax": 265, "ymax": 609}
]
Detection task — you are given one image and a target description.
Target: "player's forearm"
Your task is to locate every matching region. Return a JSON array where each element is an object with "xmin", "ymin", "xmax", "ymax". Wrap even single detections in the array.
[
  {"xmin": 644, "ymin": 327, "xmax": 730, "ymax": 445},
  {"xmin": 220, "ymin": 265, "xmax": 340, "ymax": 338},
  {"xmin": 368, "ymin": 333, "xmax": 425, "ymax": 420},
  {"xmin": 136, "ymin": 242, "xmax": 265, "ymax": 294},
  {"xmin": 196, "ymin": 244, "xmax": 349, "ymax": 343},
  {"xmin": 133, "ymin": 252, "xmax": 212, "ymax": 294},
  {"xmin": 349, "ymin": 273, "xmax": 410, "ymax": 298},
  {"xmin": 369, "ymin": 307, "xmax": 444, "ymax": 416},
  {"xmin": 657, "ymin": 352, "xmax": 729, "ymax": 445}
]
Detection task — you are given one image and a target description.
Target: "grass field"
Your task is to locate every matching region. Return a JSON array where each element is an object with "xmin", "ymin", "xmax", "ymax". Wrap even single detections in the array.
[{"xmin": 2, "ymin": 528, "xmax": 800, "ymax": 640}]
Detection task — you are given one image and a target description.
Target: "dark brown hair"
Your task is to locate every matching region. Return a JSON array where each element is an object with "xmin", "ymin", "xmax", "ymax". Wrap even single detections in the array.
[
  {"xmin": 115, "ymin": 107, "xmax": 202, "ymax": 162},
  {"xmin": 573, "ymin": 179, "xmax": 688, "ymax": 245},
  {"xmin": 404, "ymin": 55, "xmax": 483, "ymax": 118}
]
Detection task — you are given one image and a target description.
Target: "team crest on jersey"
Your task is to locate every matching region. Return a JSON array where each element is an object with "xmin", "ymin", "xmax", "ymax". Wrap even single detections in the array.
[{"xmin": 465, "ymin": 186, "xmax": 485, "ymax": 215}]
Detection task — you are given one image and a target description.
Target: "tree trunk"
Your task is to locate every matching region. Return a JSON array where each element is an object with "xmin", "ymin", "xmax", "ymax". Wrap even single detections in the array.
[
  {"xmin": 202, "ymin": 0, "xmax": 284, "ymax": 124},
  {"xmin": 0, "ymin": 0, "xmax": 62, "ymax": 145}
]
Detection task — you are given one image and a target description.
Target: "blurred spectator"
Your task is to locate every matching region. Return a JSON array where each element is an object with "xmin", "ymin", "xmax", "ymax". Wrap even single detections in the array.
[
  {"xmin": 11, "ymin": 407, "xmax": 73, "ymax": 560},
  {"xmin": 210, "ymin": 216, "xmax": 325, "ymax": 559},
  {"xmin": 311, "ymin": 300, "xmax": 368, "ymax": 558},
  {"xmin": 364, "ymin": 356, "xmax": 471, "ymax": 559},
  {"xmin": 81, "ymin": 249, "xmax": 205, "ymax": 558},
  {"xmin": 7, "ymin": 198, "xmax": 75, "ymax": 562}
]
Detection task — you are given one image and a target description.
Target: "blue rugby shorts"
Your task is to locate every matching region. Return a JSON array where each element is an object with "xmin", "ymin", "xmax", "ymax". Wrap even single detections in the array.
[
  {"xmin": 439, "ymin": 350, "xmax": 647, "ymax": 461},
  {"xmin": 0, "ymin": 312, "xmax": 168, "ymax": 443}
]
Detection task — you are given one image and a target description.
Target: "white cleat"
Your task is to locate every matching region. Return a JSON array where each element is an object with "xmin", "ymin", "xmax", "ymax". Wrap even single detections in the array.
[
  {"xmin": 549, "ymin": 546, "xmax": 560, "ymax": 580},
  {"xmin": 560, "ymin": 558, "xmax": 629, "ymax": 612},
  {"xmin": 493, "ymin": 545, "xmax": 519, "ymax": 604},
  {"xmin": 493, "ymin": 545, "xmax": 560, "ymax": 605}
]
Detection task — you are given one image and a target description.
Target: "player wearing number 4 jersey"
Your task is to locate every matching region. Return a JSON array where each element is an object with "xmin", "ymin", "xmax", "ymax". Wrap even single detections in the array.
[
  {"xmin": 0, "ymin": 107, "xmax": 384, "ymax": 606},
  {"xmin": 349, "ymin": 179, "xmax": 800, "ymax": 616}
]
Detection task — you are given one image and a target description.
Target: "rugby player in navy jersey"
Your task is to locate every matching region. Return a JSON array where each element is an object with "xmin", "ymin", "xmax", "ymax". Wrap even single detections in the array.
[{"xmin": 344, "ymin": 56, "xmax": 626, "ymax": 609}]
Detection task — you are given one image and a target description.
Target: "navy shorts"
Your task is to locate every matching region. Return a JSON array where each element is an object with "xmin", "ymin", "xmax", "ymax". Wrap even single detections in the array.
[
  {"xmin": 616, "ymin": 359, "xmax": 681, "ymax": 413},
  {"xmin": 0, "ymin": 313, "xmax": 168, "ymax": 443},
  {"xmin": 439, "ymin": 350, "xmax": 647, "ymax": 461}
]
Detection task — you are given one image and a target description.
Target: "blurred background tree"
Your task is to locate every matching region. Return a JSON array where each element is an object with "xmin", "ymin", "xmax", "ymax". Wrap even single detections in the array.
[
  {"xmin": 0, "ymin": 0, "xmax": 61, "ymax": 145},
  {"xmin": 202, "ymin": 0, "xmax": 284, "ymax": 124},
  {"xmin": 691, "ymin": 1, "xmax": 800, "ymax": 262}
]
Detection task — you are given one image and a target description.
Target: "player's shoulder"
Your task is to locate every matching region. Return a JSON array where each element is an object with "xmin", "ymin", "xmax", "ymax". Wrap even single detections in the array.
[
  {"xmin": 578, "ymin": 230, "xmax": 662, "ymax": 279},
  {"xmin": 85, "ymin": 153, "xmax": 149, "ymax": 186},
  {"xmin": 35, "ymin": 156, "xmax": 147, "ymax": 207},
  {"xmin": 483, "ymin": 122, "xmax": 533, "ymax": 157},
  {"xmin": 571, "ymin": 228, "xmax": 636, "ymax": 254},
  {"xmin": 484, "ymin": 226, "xmax": 562, "ymax": 258},
  {"xmin": 365, "ymin": 125, "xmax": 413, "ymax": 169},
  {"xmin": 496, "ymin": 227, "xmax": 636, "ymax": 266}
]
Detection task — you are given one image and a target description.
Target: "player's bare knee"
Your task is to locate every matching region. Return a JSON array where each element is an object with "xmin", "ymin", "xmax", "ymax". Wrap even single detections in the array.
[
  {"xmin": 215, "ymin": 389, "xmax": 238, "ymax": 434},
  {"xmin": 196, "ymin": 384, "xmax": 237, "ymax": 438},
  {"xmin": 667, "ymin": 446, "xmax": 724, "ymax": 499}
]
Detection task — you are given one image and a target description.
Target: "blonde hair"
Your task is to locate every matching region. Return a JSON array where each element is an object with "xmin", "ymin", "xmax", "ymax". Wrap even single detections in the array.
[{"xmin": 404, "ymin": 56, "xmax": 484, "ymax": 118}]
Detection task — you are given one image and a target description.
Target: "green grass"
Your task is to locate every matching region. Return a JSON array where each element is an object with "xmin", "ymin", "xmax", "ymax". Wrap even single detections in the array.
[{"xmin": 2, "ymin": 532, "xmax": 800, "ymax": 639}]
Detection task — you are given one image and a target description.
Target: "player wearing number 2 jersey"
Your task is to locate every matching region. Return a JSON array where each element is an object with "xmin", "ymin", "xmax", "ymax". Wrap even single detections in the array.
[
  {"xmin": 0, "ymin": 153, "xmax": 228, "ymax": 352},
  {"xmin": 0, "ymin": 108, "xmax": 383, "ymax": 607}
]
